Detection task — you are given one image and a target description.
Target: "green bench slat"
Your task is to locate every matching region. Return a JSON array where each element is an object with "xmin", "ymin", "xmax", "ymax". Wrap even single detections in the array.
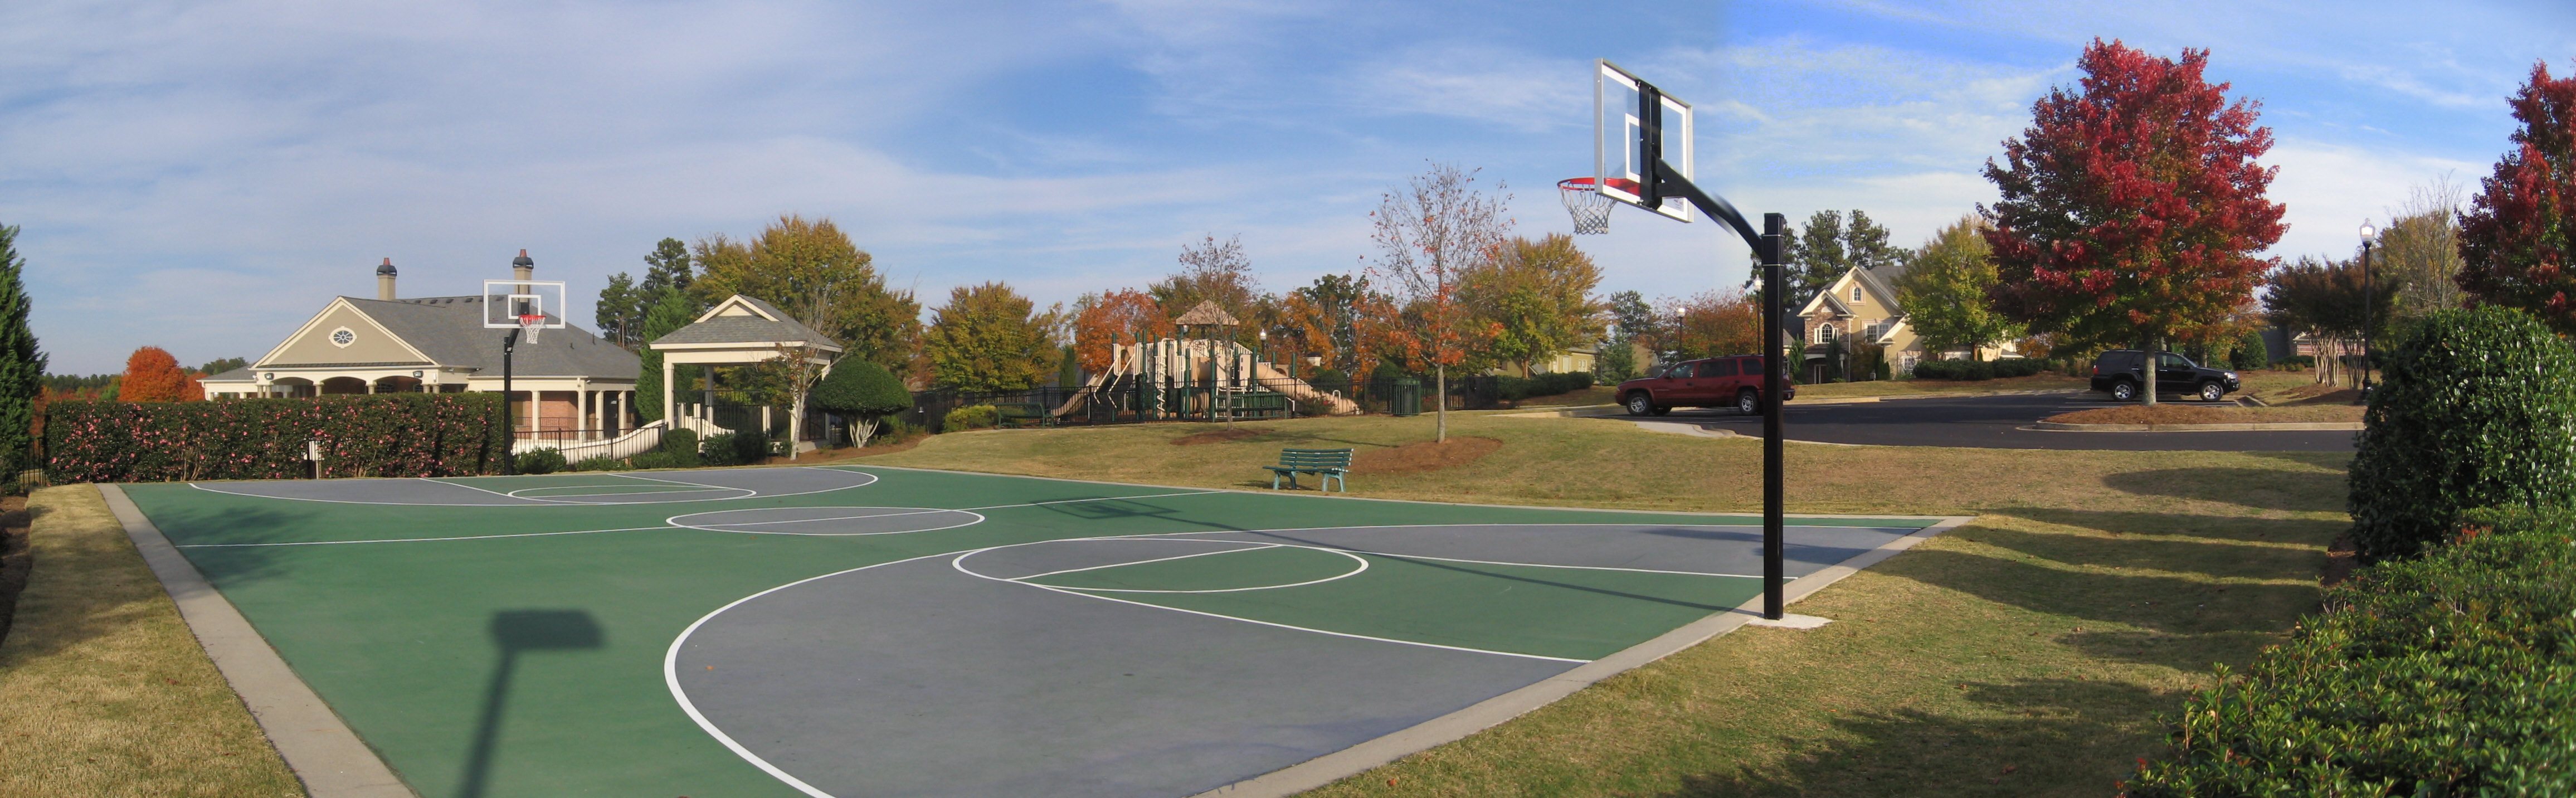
[{"xmin": 1265, "ymin": 448, "xmax": 1353, "ymax": 492}]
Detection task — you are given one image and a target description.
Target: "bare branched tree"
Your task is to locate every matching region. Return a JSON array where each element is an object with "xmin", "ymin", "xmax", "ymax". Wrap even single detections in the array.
[
  {"xmin": 1366, "ymin": 162, "xmax": 1511, "ymax": 442},
  {"xmin": 2381, "ymin": 174, "xmax": 2469, "ymax": 318}
]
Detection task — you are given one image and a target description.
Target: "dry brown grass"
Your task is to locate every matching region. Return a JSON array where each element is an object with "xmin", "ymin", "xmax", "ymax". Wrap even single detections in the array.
[
  {"xmin": 871, "ymin": 413, "xmax": 2349, "ymax": 796},
  {"xmin": 1351, "ymin": 436, "xmax": 1502, "ymax": 474},
  {"xmin": 2046, "ymin": 404, "xmax": 2363, "ymax": 425},
  {"xmin": 0, "ymin": 486, "xmax": 303, "ymax": 798}
]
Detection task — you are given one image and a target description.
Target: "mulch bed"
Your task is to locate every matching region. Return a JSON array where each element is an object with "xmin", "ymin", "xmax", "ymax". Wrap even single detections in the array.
[
  {"xmin": 1352, "ymin": 436, "xmax": 1502, "ymax": 474},
  {"xmin": 2275, "ymin": 384, "xmax": 2363, "ymax": 406},
  {"xmin": 0, "ymin": 495, "xmax": 30, "ymax": 648},
  {"xmin": 1171, "ymin": 429, "xmax": 1265, "ymax": 446}
]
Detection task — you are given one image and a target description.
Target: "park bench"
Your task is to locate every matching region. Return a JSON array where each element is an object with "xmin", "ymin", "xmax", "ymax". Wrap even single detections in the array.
[
  {"xmin": 993, "ymin": 402, "xmax": 1053, "ymax": 429},
  {"xmin": 1264, "ymin": 447, "xmax": 1353, "ymax": 492}
]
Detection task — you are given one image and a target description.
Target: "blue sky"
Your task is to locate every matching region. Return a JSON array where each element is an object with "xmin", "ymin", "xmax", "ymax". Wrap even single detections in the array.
[{"xmin": 4, "ymin": 0, "xmax": 2569, "ymax": 373}]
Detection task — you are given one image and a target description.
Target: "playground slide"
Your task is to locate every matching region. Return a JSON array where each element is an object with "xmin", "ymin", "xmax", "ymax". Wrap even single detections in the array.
[
  {"xmin": 1253, "ymin": 363, "xmax": 1360, "ymax": 415},
  {"xmin": 1049, "ymin": 371, "xmax": 1110, "ymax": 417}
]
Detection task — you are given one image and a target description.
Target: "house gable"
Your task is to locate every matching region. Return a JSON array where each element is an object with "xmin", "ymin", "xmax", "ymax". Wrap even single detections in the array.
[{"xmin": 256, "ymin": 299, "xmax": 436, "ymax": 367}]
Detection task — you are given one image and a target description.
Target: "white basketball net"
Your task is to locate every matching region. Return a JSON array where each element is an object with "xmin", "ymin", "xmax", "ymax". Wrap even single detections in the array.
[
  {"xmin": 518, "ymin": 314, "xmax": 543, "ymax": 344},
  {"xmin": 1559, "ymin": 178, "xmax": 1613, "ymax": 235}
]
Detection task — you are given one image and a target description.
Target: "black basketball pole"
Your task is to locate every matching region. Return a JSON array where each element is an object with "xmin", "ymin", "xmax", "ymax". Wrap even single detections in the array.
[
  {"xmin": 500, "ymin": 329, "xmax": 518, "ymax": 476},
  {"xmin": 1650, "ymin": 156, "xmax": 1788, "ymax": 622},
  {"xmin": 1760, "ymin": 213, "xmax": 1787, "ymax": 620}
]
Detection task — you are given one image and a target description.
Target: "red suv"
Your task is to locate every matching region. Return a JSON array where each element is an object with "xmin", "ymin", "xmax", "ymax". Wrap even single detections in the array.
[{"xmin": 1616, "ymin": 356, "xmax": 1796, "ymax": 416}]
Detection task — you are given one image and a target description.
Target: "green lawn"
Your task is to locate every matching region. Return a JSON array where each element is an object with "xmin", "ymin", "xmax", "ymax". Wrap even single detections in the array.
[{"xmin": 868, "ymin": 412, "xmax": 2346, "ymax": 796}]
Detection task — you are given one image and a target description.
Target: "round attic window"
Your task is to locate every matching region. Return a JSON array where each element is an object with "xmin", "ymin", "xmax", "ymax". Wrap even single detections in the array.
[{"xmin": 330, "ymin": 327, "xmax": 356, "ymax": 347}]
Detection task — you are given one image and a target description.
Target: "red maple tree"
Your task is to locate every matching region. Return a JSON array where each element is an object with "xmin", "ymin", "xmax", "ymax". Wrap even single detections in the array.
[
  {"xmin": 120, "ymin": 347, "xmax": 197, "ymax": 402},
  {"xmin": 2457, "ymin": 61, "xmax": 2576, "ymax": 332},
  {"xmin": 1981, "ymin": 40, "xmax": 2285, "ymax": 359}
]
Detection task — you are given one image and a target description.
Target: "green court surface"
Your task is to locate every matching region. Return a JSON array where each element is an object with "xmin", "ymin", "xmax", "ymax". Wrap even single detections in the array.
[{"xmin": 125, "ymin": 465, "xmax": 1939, "ymax": 798}]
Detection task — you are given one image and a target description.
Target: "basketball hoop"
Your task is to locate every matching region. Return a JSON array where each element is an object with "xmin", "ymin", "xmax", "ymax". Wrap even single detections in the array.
[
  {"xmin": 1559, "ymin": 177, "xmax": 1630, "ymax": 235},
  {"xmin": 518, "ymin": 314, "xmax": 543, "ymax": 344}
]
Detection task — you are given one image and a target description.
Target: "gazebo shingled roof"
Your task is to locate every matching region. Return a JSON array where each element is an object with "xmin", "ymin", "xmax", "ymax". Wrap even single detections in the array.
[{"xmin": 1172, "ymin": 300, "xmax": 1239, "ymax": 327}]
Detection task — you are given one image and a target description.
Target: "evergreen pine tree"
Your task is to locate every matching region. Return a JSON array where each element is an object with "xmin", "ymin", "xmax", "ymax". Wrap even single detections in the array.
[
  {"xmin": 0, "ymin": 226, "xmax": 46, "ymax": 475},
  {"xmin": 632, "ymin": 289, "xmax": 699, "ymax": 422}
]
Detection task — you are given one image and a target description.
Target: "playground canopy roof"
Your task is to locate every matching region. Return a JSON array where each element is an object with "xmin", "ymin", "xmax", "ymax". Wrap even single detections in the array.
[{"xmin": 1173, "ymin": 301, "xmax": 1240, "ymax": 327}]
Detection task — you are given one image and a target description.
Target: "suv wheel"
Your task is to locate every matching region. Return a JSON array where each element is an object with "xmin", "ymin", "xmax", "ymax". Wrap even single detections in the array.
[
  {"xmin": 2109, "ymin": 379, "xmax": 2139, "ymax": 402},
  {"xmin": 1736, "ymin": 389, "xmax": 1759, "ymax": 415},
  {"xmin": 1625, "ymin": 392, "xmax": 1654, "ymax": 416},
  {"xmin": 2199, "ymin": 381, "xmax": 2227, "ymax": 402}
]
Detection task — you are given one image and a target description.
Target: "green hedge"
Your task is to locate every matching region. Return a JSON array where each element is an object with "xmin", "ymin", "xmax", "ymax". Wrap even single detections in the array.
[
  {"xmin": 2348, "ymin": 306, "xmax": 2576, "ymax": 562},
  {"xmin": 1909, "ymin": 358, "xmax": 2047, "ymax": 381},
  {"xmin": 1497, "ymin": 372, "xmax": 1594, "ymax": 401},
  {"xmin": 2123, "ymin": 506, "xmax": 2576, "ymax": 796},
  {"xmin": 45, "ymin": 394, "xmax": 509, "ymax": 482}
]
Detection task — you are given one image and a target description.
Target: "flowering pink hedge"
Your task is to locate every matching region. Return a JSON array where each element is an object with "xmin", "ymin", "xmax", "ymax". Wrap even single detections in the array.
[{"xmin": 45, "ymin": 394, "xmax": 509, "ymax": 483}]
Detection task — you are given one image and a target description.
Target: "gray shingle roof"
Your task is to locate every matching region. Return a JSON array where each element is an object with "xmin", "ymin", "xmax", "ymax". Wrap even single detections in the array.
[
  {"xmin": 201, "ymin": 366, "xmax": 257, "ymax": 383},
  {"xmin": 650, "ymin": 295, "xmax": 842, "ymax": 349},
  {"xmin": 350, "ymin": 296, "xmax": 640, "ymax": 379}
]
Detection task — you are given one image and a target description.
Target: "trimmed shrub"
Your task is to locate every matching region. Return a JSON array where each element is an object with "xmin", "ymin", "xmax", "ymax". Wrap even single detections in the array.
[
  {"xmin": 45, "ymin": 393, "xmax": 509, "ymax": 482},
  {"xmin": 659, "ymin": 428, "xmax": 699, "ymax": 457},
  {"xmin": 514, "ymin": 447, "xmax": 567, "ymax": 475},
  {"xmin": 811, "ymin": 359, "xmax": 913, "ymax": 446},
  {"xmin": 698, "ymin": 430, "xmax": 770, "ymax": 466},
  {"xmin": 568, "ymin": 456, "xmax": 623, "ymax": 472},
  {"xmin": 1496, "ymin": 372, "xmax": 1596, "ymax": 401},
  {"xmin": 2347, "ymin": 306, "xmax": 2576, "ymax": 562},
  {"xmin": 943, "ymin": 404, "xmax": 999, "ymax": 431},
  {"xmin": 2124, "ymin": 506, "xmax": 2576, "ymax": 796}
]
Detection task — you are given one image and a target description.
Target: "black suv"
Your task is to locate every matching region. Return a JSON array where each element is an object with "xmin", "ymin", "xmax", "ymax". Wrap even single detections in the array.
[{"xmin": 2090, "ymin": 350, "xmax": 2241, "ymax": 402}]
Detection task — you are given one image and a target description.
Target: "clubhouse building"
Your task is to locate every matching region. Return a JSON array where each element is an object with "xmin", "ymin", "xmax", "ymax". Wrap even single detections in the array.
[{"xmin": 199, "ymin": 257, "xmax": 644, "ymax": 446}]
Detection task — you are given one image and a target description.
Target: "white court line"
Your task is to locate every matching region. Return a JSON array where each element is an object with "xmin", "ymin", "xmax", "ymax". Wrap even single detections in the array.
[
  {"xmin": 668, "ymin": 507, "xmax": 984, "ymax": 529},
  {"xmin": 1268, "ymin": 549, "xmax": 1760, "ymax": 580},
  {"xmin": 510, "ymin": 485, "xmax": 744, "ymax": 499},
  {"xmin": 182, "ymin": 466, "xmax": 880, "ymax": 507},
  {"xmin": 174, "ymin": 525, "xmax": 676, "ymax": 548},
  {"xmin": 665, "ymin": 552, "xmax": 961, "ymax": 798},
  {"xmin": 953, "ymin": 551, "xmax": 1584, "ymax": 664},
  {"xmin": 1034, "ymin": 547, "xmax": 1371, "ymax": 595},
  {"xmin": 1005, "ymin": 543, "xmax": 1280, "ymax": 580}
]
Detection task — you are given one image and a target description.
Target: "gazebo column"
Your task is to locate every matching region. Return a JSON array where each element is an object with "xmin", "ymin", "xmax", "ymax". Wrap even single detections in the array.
[{"xmin": 662, "ymin": 358, "xmax": 678, "ymax": 425}]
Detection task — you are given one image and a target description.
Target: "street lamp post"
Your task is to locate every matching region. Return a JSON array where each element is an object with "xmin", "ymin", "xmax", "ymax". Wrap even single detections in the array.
[{"xmin": 2359, "ymin": 221, "xmax": 2378, "ymax": 399}]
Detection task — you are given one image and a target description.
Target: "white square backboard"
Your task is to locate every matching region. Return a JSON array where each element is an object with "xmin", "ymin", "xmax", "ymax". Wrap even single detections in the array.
[{"xmin": 1596, "ymin": 59, "xmax": 1693, "ymax": 222}]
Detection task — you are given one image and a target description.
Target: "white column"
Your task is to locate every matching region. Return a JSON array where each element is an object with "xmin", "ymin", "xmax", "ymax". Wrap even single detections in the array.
[
  {"xmin": 579, "ymin": 387, "xmax": 595, "ymax": 440},
  {"xmin": 661, "ymin": 358, "xmax": 677, "ymax": 423}
]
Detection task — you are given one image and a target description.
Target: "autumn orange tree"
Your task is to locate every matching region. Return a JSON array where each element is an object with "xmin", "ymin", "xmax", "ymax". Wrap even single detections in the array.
[
  {"xmin": 1070, "ymin": 289, "xmax": 1171, "ymax": 373},
  {"xmin": 1983, "ymin": 40, "xmax": 2285, "ymax": 405},
  {"xmin": 1367, "ymin": 162, "xmax": 1509, "ymax": 442},
  {"xmin": 2457, "ymin": 61, "xmax": 2576, "ymax": 332},
  {"xmin": 120, "ymin": 347, "xmax": 197, "ymax": 402},
  {"xmin": 1667, "ymin": 290, "xmax": 1764, "ymax": 360}
]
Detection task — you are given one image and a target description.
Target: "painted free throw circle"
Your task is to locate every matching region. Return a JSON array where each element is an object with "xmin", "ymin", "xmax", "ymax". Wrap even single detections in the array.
[
  {"xmin": 956, "ymin": 538, "xmax": 1369, "ymax": 593},
  {"xmin": 668, "ymin": 507, "xmax": 986, "ymax": 536}
]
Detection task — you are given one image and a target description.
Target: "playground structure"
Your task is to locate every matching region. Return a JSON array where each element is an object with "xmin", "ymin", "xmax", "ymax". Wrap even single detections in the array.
[{"xmin": 1051, "ymin": 337, "xmax": 1360, "ymax": 421}]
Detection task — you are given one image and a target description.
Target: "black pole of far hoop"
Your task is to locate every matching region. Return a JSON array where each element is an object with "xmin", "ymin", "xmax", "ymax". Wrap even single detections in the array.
[
  {"xmin": 1652, "ymin": 168, "xmax": 1788, "ymax": 621},
  {"xmin": 500, "ymin": 328, "xmax": 518, "ymax": 476}
]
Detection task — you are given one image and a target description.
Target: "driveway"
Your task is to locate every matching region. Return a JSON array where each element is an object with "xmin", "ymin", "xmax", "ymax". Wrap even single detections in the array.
[{"xmin": 1658, "ymin": 392, "xmax": 2356, "ymax": 452}]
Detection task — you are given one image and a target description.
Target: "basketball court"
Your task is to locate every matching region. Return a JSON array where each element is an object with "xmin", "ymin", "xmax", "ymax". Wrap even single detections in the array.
[{"xmin": 117, "ymin": 465, "xmax": 1958, "ymax": 797}]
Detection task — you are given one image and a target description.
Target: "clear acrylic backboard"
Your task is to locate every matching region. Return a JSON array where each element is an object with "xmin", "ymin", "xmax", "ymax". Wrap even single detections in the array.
[
  {"xmin": 481, "ymin": 279, "xmax": 567, "ymax": 330},
  {"xmin": 1596, "ymin": 59, "xmax": 1693, "ymax": 222}
]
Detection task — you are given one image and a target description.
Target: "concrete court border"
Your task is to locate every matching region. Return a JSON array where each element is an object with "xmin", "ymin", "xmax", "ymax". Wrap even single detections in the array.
[{"xmin": 99, "ymin": 484, "xmax": 417, "ymax": 798}]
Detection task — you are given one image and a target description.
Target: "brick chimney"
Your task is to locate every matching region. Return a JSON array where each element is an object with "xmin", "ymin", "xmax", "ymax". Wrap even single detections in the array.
[
  {"xmin": 376, "ymin": 257, "xmax": 398, "ymax": 300},
  {"xmin": 512, "ymin": 249, "xmax": 534, "ymax": 282}
]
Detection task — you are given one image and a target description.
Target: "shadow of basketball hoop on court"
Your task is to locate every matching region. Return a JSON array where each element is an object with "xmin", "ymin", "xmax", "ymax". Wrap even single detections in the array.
[{"xmin": 459, "ymin": 610, "xmax": 603, "ymax": 798}]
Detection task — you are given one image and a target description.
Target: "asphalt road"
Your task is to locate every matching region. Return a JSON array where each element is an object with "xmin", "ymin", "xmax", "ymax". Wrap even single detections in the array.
[{"xmin": 1658, "ymin": 391, "xmax": 2358, "ymax": 452}]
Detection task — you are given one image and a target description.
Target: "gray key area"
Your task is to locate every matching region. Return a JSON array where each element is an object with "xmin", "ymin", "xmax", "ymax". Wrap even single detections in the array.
[{"xmin": 671, "ymin": 552, "xmax": 1577, "ymax": 798}]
